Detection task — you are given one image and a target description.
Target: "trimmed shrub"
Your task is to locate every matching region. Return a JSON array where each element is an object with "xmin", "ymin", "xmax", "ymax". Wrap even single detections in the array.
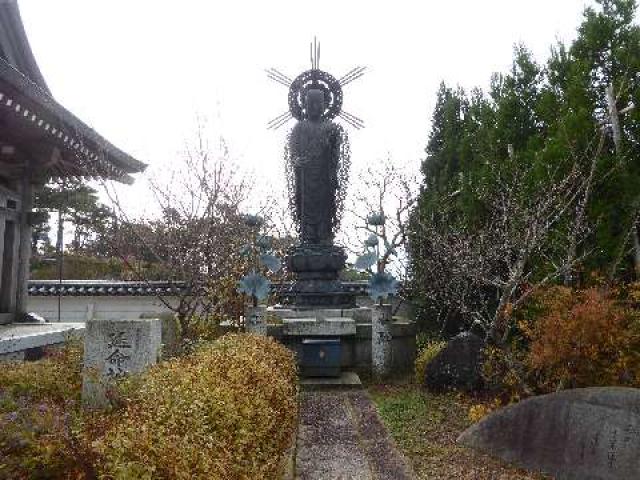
[
  {"xmin": 0, "ymin": 334, "xmax": 298, "ymax": 480},
  {"xmin": 97, "ymin": 334, "xmax": 298, "ymax": 479},
  {"xmin": 0, "ymin": 342, "xmax": 82, "ymax": 404}
]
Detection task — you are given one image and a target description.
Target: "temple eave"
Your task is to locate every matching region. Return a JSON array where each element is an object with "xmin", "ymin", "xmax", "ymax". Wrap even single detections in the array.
[{"xmin": 0, "ymin": 59, "xmax": 145, "ymax": 183}]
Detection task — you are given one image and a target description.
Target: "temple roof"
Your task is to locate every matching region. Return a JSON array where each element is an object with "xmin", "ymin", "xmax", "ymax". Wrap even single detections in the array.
[{"xmin": 0, "ymin": 1, "xmax": 146, "ymax": 183}]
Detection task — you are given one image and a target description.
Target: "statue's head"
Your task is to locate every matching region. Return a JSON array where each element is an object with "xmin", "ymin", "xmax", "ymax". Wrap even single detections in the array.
[{"xmin": 305, "ymin": 89, "xmax": 325, "ymax": 122}]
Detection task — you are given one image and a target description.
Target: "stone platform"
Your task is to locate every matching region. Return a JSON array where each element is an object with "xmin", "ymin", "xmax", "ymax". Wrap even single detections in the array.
[
  {"xmin": 0, "ymin": 322, "xmax": 85, "ymax": 361},
  {"xmin": 265, "ymin": 306, "xmax": 416, "ymax": 375}
]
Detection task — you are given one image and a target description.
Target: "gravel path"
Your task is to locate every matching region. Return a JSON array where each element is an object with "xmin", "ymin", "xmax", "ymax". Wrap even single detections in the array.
[{"xmin": 295, "ymin": 390, "xmax": 414, "ymax": 480}]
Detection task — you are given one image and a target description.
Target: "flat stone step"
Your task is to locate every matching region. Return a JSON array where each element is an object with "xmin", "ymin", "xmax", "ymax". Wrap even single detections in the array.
[{"xmin": 300, "ymin": 371, "xmax": 363, "ymax": 390}]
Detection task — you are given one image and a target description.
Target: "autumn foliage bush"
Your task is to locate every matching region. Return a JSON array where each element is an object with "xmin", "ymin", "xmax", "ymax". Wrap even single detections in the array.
[
  {"xmin": 478, "ymin": 285, "xmax": 640, "ymax": 402},
  {"xmin": 0, "ymin": 334, "xmax": 298, "ymax": 480},
  {"xmin": 526, "ymin": 286, "xmax": 640, "ymax": 392}
]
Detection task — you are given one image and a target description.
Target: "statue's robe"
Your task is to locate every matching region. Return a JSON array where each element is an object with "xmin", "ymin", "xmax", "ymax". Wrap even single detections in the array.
[{"xmin": 288, "ymin": 120, "xmax": 343, "ymax": 245}]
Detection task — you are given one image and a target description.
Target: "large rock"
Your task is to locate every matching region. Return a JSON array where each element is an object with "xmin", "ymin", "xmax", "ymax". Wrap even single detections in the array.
[
  {"xmin": 423, "ymin": 331, "xmax": 484, "ymax": 391},
  {"xmin": 458, "ymin": 387, "xmax": 640, "ymax": 480}
]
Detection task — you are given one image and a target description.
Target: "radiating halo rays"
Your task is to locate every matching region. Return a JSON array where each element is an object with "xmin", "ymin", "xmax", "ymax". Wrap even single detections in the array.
[
  {"xmin": 338, "ymin": 66, "xmax": 367, "ymax": 86},
  {"xmin": 266, "ymin": 39, "xmax": 366, "ymax": 130}
]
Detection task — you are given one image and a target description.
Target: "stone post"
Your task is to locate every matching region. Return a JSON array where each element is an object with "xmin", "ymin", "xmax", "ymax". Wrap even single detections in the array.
[
  {"xmin": 82, "ymin": 319, "xmax": 162, "ymax": 409},
  {"xmin": 245, "ymin": 305, "xmax": 267, "ymax": 335},
  {"xmin": 372, "ymin": 304, "xmax": 393, "ymax": 378}
]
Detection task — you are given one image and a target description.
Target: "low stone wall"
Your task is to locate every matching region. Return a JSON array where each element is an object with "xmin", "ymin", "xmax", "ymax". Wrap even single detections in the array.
[
  {"xmin": 268, "ymin": 321, "xmax": 416, "ymax": 374},
  {"xmin": 28, "ymin": 296, "xmax": 178, "ymax": 322}
]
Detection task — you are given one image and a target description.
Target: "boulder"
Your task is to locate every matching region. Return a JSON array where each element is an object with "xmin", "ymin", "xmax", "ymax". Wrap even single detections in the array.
[
  {"xmin": 423, "ymin": 331, "xmax": 484, "ymax": 391},
  {"xmin": 458, "ymin": 387, "xmax": 640, "ymax": 480}
]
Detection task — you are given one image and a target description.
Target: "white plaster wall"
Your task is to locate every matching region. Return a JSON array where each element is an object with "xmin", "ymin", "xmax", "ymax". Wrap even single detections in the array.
[{"xmin": 28, "ymin": 296, "xmax": 178, "ymax": 322}]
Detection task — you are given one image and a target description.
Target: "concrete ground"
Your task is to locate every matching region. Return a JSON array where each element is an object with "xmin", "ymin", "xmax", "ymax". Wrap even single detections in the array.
[{"xmin": 293, "ymin": 390, "xmax": 414, "ymax": 480}]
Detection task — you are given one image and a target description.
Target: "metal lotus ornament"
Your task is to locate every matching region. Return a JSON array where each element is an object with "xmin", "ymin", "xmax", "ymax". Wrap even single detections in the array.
[
  {"xmin": 240, "ymin": 214, "xmax": 265, "ymax": 228},
  {"xmin": 355, "ymin": 251, "xmax": 377, "ymax": 270},
  {"xmin": 368, "ymin": 272, "xmax": 399, "ymax": 301},
  {"xmin": 354, "ymin": 213, "xmax": 400, "ymax": 301},
  {"xmin": 237, "ymin": 272, "xmax": 271, "ymax": 301},
  {"xmin": 237, "ymin": 214, "xmax": 282, "ymax": 305},
  {"xmin": 364, "ymin": 234, "xmax": 379, "ymax": 248},
  {"xmin": 366, "ymin": 212, "xmax": 386, "ymax": 227}
]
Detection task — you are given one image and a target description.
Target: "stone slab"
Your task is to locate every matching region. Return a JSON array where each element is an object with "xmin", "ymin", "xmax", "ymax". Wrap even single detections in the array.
[
  {"xmin": 268, "ymin": 306, "xmax": 371, "ymax": 321},
  {"xmin": 282, "ymin": 317, "xmax": 356, "ymax": 336},
  {"xmin": 301, "ymin": 371, "xmax": 363, "ymax": 390},
  {"xmin": 458, "ymin": 387, "xmax": 640, "ymax": 480},
  {"xmin": 82, "ymin": 319, "xmax": 161, "ymax": 409},
  {"xmin": 0, "ymin": 350, "xmax": 25, "ymax": 362},
  {"xmin": 0, "ymin": 322, "xmax": 85, "ymax": 354}
]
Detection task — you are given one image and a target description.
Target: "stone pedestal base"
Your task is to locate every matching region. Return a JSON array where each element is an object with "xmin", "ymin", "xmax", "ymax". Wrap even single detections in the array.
[
  {"xmin": 284, "ymin": 245, "xmax": 357, "ymax": 309},
  {"xmin": 265, "ymin": 306, "xmax": 416, "ymax": 375}
]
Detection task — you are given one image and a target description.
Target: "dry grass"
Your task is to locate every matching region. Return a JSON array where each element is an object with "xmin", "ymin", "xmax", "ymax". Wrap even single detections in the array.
[{"xmin": 369, "ymin": 385, "xmax": 549, "ymax": 480}]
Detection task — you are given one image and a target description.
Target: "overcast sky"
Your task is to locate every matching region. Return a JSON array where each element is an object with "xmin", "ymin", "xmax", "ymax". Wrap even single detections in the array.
[{"xmin": 18, "ymin": 0, "xmax": 602, "ymax": 215}]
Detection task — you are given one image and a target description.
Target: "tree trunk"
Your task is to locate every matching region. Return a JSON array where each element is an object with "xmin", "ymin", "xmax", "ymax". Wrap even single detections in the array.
[
  {"xmin": 633, "ymin": 223, "xmax": 640, "ymax": 278},
  {"xmin": 606, "ymin": 83, "xmax": 640, "ymax": 277}
]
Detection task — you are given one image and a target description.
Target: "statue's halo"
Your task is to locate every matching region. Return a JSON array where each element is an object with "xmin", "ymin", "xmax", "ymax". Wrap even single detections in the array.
[{"xmin": 288, "ymin": 69, "xmax": 343, "ymax": 122}]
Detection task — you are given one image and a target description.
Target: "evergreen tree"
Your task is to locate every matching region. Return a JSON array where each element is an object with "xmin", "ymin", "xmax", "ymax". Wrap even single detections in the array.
[
  {"xmin": 33, "ymin": 179, "xmax": 114, "ymax": 255},
  {"xmin": 409, "ymin": 0, "xmax": 640, "ymax": 335}
]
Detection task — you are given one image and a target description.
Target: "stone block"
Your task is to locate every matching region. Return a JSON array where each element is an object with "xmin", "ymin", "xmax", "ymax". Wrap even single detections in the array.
[
  {"xmin": 268, "ymin": 306, "xmax": 370, "ymax": 322},
  {"xmin": 140, "ymin": 311, "xmax": 181, "ymax": 358},
  {"xmin": 246, "ymin": 306, "xmax": 267, "ymax": 335},
  {"xmin": 458, "ymin": 387, "xmax": 640, "ymax": 480},
  {"xmin": 82, "ymin": 319, "xmax": 161, "ymax": 409},
  {"xmin": 300, "ymin": 371, "xmax": 363, "ymax": 390}
]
